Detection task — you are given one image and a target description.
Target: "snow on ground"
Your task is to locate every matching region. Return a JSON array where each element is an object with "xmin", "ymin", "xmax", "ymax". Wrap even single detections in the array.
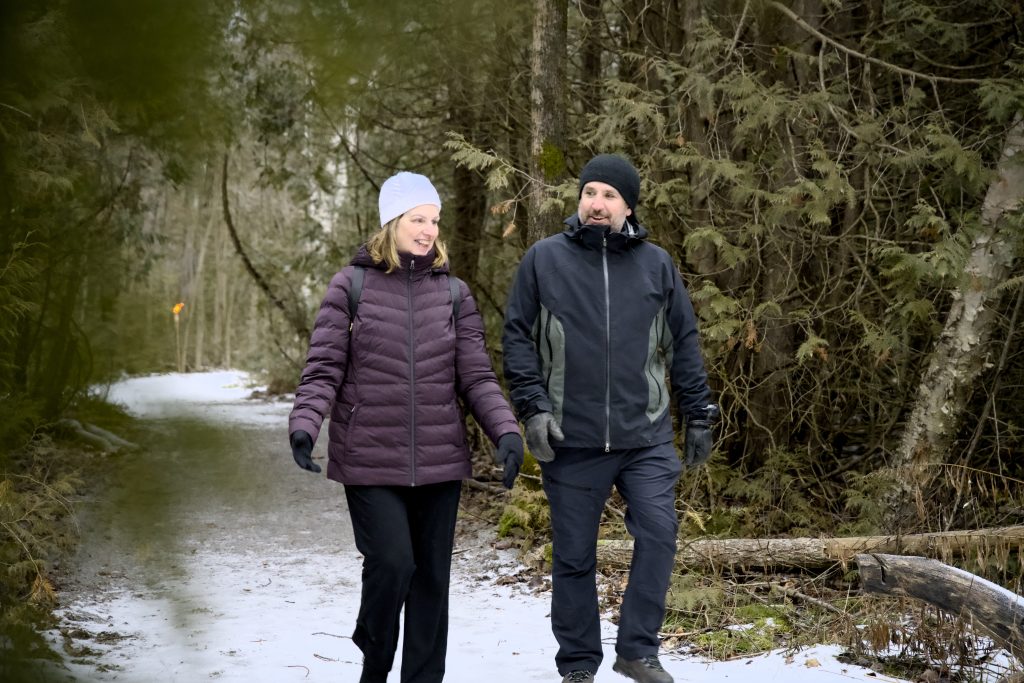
[
  {"xmin": 48, "ymin": 370, "xmax": 911, "ymax": 682},
  {"xmin": 100, "ymin": 370, "xmax": 285, "ymax": 425}
]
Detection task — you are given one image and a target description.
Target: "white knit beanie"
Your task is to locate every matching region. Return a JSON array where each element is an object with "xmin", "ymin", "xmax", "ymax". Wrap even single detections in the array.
[{"xmin": 378, "ymin": 172, "xmax": 442, "ymax": 227}]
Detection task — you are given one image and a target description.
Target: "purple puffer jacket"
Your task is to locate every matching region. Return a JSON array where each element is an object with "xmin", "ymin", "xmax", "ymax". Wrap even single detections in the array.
[{"xmin": 289, "ymin": 246, "xmax": 519, "ymax": 486}]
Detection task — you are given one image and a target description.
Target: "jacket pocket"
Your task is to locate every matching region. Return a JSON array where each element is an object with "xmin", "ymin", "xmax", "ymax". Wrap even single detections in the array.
[
  {"xmin": 343, "ymin": 404, "xmax": 361, "ymax": 453},
  {"xmin": 542, "ymin": 472, "xmax": 597, "ymax": 493}
]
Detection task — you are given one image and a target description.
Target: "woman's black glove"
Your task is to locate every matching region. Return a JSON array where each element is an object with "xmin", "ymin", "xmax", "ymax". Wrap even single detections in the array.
[
  {"xmin": 290, "ymin": 430, "xmax": 320, "ymax": 473},
  {"xmin": 494, "ymin": 433, "xmax": 525, "ymax": 489}
]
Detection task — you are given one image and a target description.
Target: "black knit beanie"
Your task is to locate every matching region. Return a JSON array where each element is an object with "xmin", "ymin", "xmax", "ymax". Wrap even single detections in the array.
[{"xmin": 578, "ymin": 154, "xmax": 641, "ymax": 212}]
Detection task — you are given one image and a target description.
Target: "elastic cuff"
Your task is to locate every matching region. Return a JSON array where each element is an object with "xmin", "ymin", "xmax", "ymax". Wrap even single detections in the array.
[{"xmin": 289, "ymin": 416, "xmax": 321, "ymax": 443}]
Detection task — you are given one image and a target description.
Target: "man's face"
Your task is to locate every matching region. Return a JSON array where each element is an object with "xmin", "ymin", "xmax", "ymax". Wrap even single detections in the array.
[{"xmin": 578, "ymin": 181, "xmax": 632, "ymax": 232}]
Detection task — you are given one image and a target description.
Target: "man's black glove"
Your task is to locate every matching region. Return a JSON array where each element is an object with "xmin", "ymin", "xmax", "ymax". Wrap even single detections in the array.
[
  {"xmin": 290, "ymin": 430, "xmax": 320, "ymax": 473},
  {"xmin": 684, "ymin": 405, "xmax": 719, "ymax": 468},
  {"xmin": 494, "ymin": 433, "xmax": 525, "ymax": 489},
  {"xmin": 525, "ymin": 412, "xmax": 564, "ymax": 463}
]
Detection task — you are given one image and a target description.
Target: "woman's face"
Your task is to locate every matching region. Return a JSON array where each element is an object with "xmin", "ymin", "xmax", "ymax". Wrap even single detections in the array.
[{"xmin": 395, "ymin": 204, "xmax": 441, "ymax": 257}]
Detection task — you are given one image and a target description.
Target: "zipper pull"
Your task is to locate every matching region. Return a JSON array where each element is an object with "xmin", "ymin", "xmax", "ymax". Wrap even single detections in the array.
[{"xmin": 605, "ymin": 442, "xmax": 610, "ymax": 453}]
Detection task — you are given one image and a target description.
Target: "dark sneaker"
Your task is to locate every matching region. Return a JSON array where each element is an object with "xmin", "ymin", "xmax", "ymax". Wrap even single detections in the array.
[
  {"xmin": 612, "ymin": 654, "xmax": 673, "ymax": 683},
  {"xmin": 562, "ymin": 671, "xmax": 596, "ymax": 683}
]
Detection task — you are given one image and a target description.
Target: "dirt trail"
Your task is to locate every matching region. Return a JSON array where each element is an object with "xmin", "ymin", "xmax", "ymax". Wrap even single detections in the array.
[
  {"xmin": 33, "ymin": 372, "xmax": 910, "ymax": 683},
  {"xmin": 41, "ymin": 379, "xmax": 553, "ymax": 682}
]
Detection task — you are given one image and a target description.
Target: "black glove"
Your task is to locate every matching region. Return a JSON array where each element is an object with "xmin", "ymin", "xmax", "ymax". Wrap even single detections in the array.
[
  {"xmin": 525, "ymin": 412, "xmax": 564, "ymax": 463},
  {"xmin": 684, "ymin": 405, "xmax": 718, "ymax": 468},
  {"xmin": 494, "ymin": 433, "xmax": 524, "ymax": 489},
  {"xmin": 290, "ymin": 430, "xmax": 321, "ymax": 473}
]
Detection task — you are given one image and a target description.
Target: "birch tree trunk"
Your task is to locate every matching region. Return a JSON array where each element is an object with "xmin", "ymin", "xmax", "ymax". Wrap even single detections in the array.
[
  {"xmin": 892, "ymin": 117, "xmax": 1024, "ymax": 510},
  {"xmin": 527, "ymin": 0, "xmax": 568, "ymax": 245}
]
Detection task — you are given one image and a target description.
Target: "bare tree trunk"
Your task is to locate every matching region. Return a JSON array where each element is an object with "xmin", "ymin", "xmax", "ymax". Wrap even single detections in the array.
[
  {"xmin": 190, "ymin": 212, "xmax": 215, "ymax": 370},
  {"xmin": 183, "ymin": 178, "xmax": 215, "ymax": 368},
  {"xmin": 444, "ymin": 0, "xmax": 488, "ymax": 283},
  {"xmin": 527, "ymin": 0, "xmax": 568, "ymax": 245},
  {"xmin": 736, "ymin": 0, "xmax": 824, "ymax": 456},
  {"xmin": 577, "ymin": 0, "xmax": 603, "ymax": 119},
  {"xmin": 892, "ymin": 117, "xmax": 1024, "ymax": 512},
  {"xmin": 224, "ymin": 266, "xmax": 235, "ymax": 369},
  {"xmin": 212, "ymin": 200, "xmax": 229, "ymax": 366}
]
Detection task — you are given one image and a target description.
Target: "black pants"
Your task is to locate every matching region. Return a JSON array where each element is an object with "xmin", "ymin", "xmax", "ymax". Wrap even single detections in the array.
[
  {"xmin": 344, "ymin": 480, "xmax": 462, "ymax": 683},
  {"xmin": 541, "ymin": 443, "xmax": 681, "ymax": 675}
]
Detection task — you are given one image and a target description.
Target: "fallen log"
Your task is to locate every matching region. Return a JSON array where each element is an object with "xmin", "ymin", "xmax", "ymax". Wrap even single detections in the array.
[
  {"xmin": 81, "ymin": 422, "xmax": 138, "ymax": 451},
  {"xmin": 595, "ymin": 526, "xmax": 1024, "ymax": 570},
  {"xmin": 56, "ymin": 419, "xmax": 138, "ymax": 453},
  {"xmin": 856, "ymin": 553, "xmax": 1024, "ymax": 666}
]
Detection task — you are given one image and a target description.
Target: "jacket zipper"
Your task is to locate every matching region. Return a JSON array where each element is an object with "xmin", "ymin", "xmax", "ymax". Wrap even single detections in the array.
[
  {"xmin": 407, "ymin": 259, "xmax": 417, "ymax": 485},
  {"xmin": 603, "ymin": 235, "xmax": 611, "ymax": 453}
]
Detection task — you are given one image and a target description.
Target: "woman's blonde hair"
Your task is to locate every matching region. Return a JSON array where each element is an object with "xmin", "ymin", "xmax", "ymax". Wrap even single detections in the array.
[{"xmin": 366, "ymin": 214, "xmax": 449, "ymax": 273}]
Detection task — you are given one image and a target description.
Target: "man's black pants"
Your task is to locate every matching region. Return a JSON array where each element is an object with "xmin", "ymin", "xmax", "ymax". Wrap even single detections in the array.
[
  {"xmin": 344, "ymin": 480, "xmax": 462, "ymax": 683},
  {"xmin": 541, "ymin": 443, "xmax": 681, "ymax": 676}
]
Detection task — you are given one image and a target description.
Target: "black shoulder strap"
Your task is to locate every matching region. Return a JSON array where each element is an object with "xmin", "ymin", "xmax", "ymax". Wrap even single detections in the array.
[
  {"xmin": 448, "ymin": 275, "xmax": 461, "ymax": 322},
  {"xmin": 348, "ymin": 266, "xmax": 365, "ymax": 332}
]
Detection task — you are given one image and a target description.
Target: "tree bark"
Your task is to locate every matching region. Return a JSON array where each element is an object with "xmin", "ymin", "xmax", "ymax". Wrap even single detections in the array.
[
  {"xmin": 892, "ymin": 117, "xmax": 1024, "ymax": 509},
  {"xmin": 857, "ymin": 553, "xmax": 1024, "ymax": 663},
  {"xmin": 578, "ymin": 0, "xmax": 603, "ymax": 119},
  {"xmin": 734, "ymin": 0, "xmax": 825, "ymax": 457},
  {"xmin": 444, "ymin": 0, "xmax": 488, "ymax": 284},
  {"xmin": 595, "ymin": 525, "xmax": 1024, "ymax": 570},
  {"xmin": 189, "ymin": 211, "xmax": 214, "ymax": 371},
  {"xmin": 527, "ymin": 0, "xmax": 568, "ymax": 245}
]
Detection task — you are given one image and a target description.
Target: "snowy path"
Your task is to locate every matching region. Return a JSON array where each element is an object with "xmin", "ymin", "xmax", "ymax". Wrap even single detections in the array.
[{"xmin": 46, "ymin": 371, "xmax": 909, "ymax": 682}]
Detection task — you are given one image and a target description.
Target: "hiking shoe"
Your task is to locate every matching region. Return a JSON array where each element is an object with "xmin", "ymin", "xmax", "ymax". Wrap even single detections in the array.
[
  {"xmin": 562, "ymin": 671, "xmax": 596, "ymax": 683},
  {"xmin": 612, "ymin": 654, "xmax": 673, "ymax": 683}
]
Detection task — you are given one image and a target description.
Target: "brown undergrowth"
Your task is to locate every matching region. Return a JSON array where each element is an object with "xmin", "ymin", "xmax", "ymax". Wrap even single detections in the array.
[{"xmin": 0, "ymin": 396, "xmax": 137, "ymax": 681}]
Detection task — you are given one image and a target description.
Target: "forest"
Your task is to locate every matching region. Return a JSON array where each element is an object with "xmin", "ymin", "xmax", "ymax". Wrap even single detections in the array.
[{"xmin": 2, "ymin": 0, "xmax": 1023, "ymax": 677}]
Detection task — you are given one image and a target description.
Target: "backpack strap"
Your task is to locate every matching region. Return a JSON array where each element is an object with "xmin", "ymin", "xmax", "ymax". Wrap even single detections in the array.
[
  {"xmin": 448, "ymin": 275, "xmax": 461, "ymax": 322},
  {"xmin": 348, "ymin": 266, "xmax": 365, "ymax": 332}
]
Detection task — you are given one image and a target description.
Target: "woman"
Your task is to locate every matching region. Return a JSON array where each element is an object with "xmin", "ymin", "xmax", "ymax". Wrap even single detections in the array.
[{"xmin": 288, "ymin": 171, "xmax": 523, "ymax": 683}]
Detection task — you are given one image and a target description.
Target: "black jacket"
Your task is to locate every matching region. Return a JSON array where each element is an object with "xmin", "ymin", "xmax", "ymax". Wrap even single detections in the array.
[{"xmin": 502, "ymin": 215, "xmax": 712, "ymax": 451}]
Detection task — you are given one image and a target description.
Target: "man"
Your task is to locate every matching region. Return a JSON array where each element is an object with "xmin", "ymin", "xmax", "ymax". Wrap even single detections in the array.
[{"xmin": 503, "ymin": 154, "xmax": 717, "ymax": 683}]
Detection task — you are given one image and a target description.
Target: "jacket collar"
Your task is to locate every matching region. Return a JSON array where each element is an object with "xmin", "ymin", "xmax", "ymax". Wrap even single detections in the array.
[
  {"xmin": 562, "ymin": 214, "xmax": 648, "ymax": 253},
  {"xmin": 350, "ymin": 244, "xmax": 449, "ymax": 275}
]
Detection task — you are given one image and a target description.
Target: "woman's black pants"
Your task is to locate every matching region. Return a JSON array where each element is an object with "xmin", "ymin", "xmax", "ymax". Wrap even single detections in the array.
[{"xmin": 344, "ymin": 480, "xmax": 462, "ymax": 683}]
